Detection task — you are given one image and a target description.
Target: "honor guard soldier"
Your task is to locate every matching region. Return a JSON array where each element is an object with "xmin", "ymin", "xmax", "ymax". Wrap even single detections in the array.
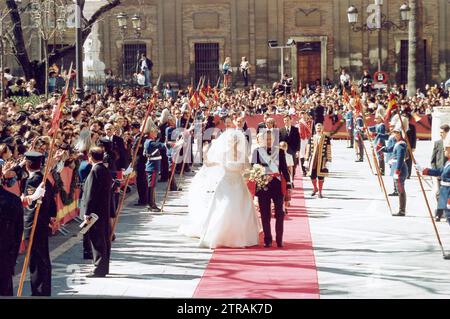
[
  {"xmin": 368, "ymin": 116, "xmax": 389, "ymax": 175},
  {"xmin": 144, "ymin": 127, "xmax": 164, "ymax": 212},
  {"xmin": 344, "ymin": 107, "xmax": 354, "ymax": 148},
  {"xmin": 385, "ymin": 128, "xmax": 408, "ymax": 216},
  {"xmin": 416, "ymin": 136, "xmax": 450, "ymax": 259},
  {"xmin": 354, "ymin": 112, "xmax": 364, "ymax": 162},
  {"xmin": 0, "ymin": 167, "xmax": 24, "ymax": 296},
  {"xmin": 21, "ymin": 151, "xmax": 57, "ymax": 296},
  {"xmin": 165, "ymin": 116, "xmax": 182, "ymax": 191}
]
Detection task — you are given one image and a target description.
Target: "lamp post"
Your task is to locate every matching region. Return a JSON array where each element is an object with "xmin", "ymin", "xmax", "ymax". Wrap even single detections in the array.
[
  {"xmin": 116, "ymin": 12, "xmax": 142, "ymax": 84},
  {"xmin": 75, "ymin": 0, "xmax": 84, "ymax": 100},
  {"xmin": 347, "ymin": 1, "xmax": 411, "ymax": 73},
  {"xmin": 268, "ymin": 38, "xmax": 296, "ymax": 81}
]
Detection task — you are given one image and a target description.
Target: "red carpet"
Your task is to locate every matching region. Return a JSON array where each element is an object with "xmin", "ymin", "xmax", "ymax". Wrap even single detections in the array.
[{"xmin": 193, "ymin": 172, "xmax": 320, "ymax": 298}]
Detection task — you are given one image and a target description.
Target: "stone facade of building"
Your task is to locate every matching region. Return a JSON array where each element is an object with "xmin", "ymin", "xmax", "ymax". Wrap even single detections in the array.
[
  {"xmin": 3, "ymin": 0, "xmax": 449, "ymax": 87},
  {"xmin": 95, "ymin": 0, "xmax": 449, "ymax": 87}
]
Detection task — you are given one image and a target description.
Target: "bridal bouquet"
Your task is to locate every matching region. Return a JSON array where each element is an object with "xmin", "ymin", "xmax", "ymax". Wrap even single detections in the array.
[{"xmin": 244, "ymin": 164, "xmax": 270, "ymax": 196}]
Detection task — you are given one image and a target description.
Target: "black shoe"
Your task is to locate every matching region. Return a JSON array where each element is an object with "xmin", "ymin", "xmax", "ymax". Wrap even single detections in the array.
[
  {"xmin": 134, "ymin": 202, "xmax": 146, "ymax": 206},
  {"xmin": 86, "ymin": 272, "xmax": 106, "ymax": 278},
  {"xmin": 277, "ymin": 242, "xmax": 283, "ymax": 248},
  {"xmin": 284, "ymin": 209, "xmax": 288, "ymax": 215},
  {"xmin": 388, "ymin": 192, "xmax": 399, "ymax": 197},
  {"xmin": 318, "ymin": 193, "xmax": 323, "ymax": 199},
  {"xmin": 392, "ymin": 211, "xmax": 406, "ymax": 217},
  {"xmin": 111, "ymin": 234, "xmax": 116, "ymax": 241},
  {"xmin": 347, "ymin": 146, "xmax": 353, "ymax": 148},
  {"xmin": 436, "ymin": 216, "xmax": 441, "ymax": 222},
  {"xmin": 443, "ymin": 254, "xmax": 450, "ymax": 260},
  {"xmin": 83, "ymin": 253, "xmax": 93, "ymax": 260},
  {"xmin": 264, "ymin": 243, "xmax": 272, "ymax": 248},
  {"xmin": 311, "ymin": 190, "xmax": 318, "ymax": 196},
  {"xmin": 170, "ymin": 187, "xmax": 182, "ymax": 192},
  {"xmin": 355, "ymin": 159, "xmax": 363, "ymax": 162}
]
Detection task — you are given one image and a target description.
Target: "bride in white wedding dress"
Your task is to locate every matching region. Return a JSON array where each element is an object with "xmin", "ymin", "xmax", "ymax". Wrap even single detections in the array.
[{"xmin": 178, "ymin": 129, "xmax": 261, "ymax": 248}]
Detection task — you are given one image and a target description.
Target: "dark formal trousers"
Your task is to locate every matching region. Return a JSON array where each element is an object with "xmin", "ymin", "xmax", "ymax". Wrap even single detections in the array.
[
  {"xmin": 90, "ymin": 223, "xmax": 110, "ymax": 276},
  {"xmin": 136, "ymin": 160, "xmax": 148, "ymax": 204},
  {"xmin": 29, "ymin": 232, "xmax": 52, "ymax": 296},
  {"xmin": 257, "ymin": 179, "xmax": 284, "ymax": 246},
  {"xmin": 159, "ymin": 147, "xmax": 169, "ymax": 181}
]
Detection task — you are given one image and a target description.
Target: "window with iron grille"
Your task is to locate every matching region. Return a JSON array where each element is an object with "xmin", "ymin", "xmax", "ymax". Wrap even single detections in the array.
[
  {"xmin": 194, "ymin": 43, "xmax": 220, "ymax": 86},
  {"xmin": 123, "ymin": 43, "xmax": 147, "ymax": 79}
]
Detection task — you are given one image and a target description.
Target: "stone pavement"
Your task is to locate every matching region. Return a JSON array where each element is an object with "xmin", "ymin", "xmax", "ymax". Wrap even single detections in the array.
[
  {"xmin": 12, "ymin": 139, "xmax": 450, "ymax": 298},
  {"xmin": 306, "ymin": 140, "xmax": 450, "ymax": 299}
]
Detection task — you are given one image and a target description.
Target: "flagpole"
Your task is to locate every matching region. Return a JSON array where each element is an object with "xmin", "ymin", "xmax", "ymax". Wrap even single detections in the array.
[
  {"xmin": 396, "ymin": 111, "xmax": 446, "ymax": 256},
  {"xmin": 17, "ymin": 63, "xmax": 73, "ymax": 297},
  {"xmin": 179, "ymin": 76, "xmax": 204, "ymax": 180},
  {"xmin": 161, "ymin": 76, "xmax": 204, "ymax": 212},
  {"xmin": 110, "ymin": 95, "xmax": 156, "ymax": 241},
  {"xmin": 360, "ymin": 114, "xmax": 393, "ymax": 215}
]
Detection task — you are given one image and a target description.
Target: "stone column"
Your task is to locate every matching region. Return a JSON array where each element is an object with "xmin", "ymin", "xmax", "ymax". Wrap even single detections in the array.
[{"xmin": 432, "ymin": 107, "xmax": 450, "ymax": 142}]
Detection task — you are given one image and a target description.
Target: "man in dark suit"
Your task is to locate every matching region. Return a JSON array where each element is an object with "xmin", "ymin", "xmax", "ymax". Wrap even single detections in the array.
[
  {"xmin": 104, "ymin": 123, "xmax": 127, "ymax": 170},
  {"xmin": 431, "ymin": 124, "xmax": 450, "ymax": 221},
  {"xmin": 312, "ymin": 103, "xmax": 325, "ymax": 127},
  {"xmin": 22, "ymin": 151, "xmax": 57, "ymax": 296},
  {"xmin": 80, "ymin": 147, "xmax": 113, "ymax": 278},
  {"xmin": 280, "ymin": 114, "xmax": 300, "ymax": 178},
  {"xmin": 0, "ymin": 169, "xmax": 24, "ymax": 296},
  {"xmin": 131, "ymin": 122, "xmax": 148, "ymax": 205},
  {"xmin": 252, "ymin": 131, "xmax": 291, "ymax": 248},
  {"xmin": 256, "ymin": 113, "xmax": 270, "ymax": 134},
  {"xmin": 137, "ymin": 53, "xmax": 153, "ymax": 87}
]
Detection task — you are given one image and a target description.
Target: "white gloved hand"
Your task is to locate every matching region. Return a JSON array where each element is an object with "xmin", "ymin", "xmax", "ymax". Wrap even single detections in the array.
[
  {"xmin": 123, "ymin": 165, "xmax": 133, "ymax": 176},
  {"xmin": 447, "ymin": 199, "xmax": 450, "ymax": 210},
  {"xmin": 414, "ymin": 164, "xmax": 423, "ymax": 174},
  {"xmin": 325, "ymin": 162, "xmax": 331, "ymax": 170},
  {"xmin": 393, "ymin": 173, "xmax": 399, "ymax": 180},
  {"xmin": 29, "ymin": 183, "xmax": 46, "ymax": 201},
  {"xmin": 304, "ymin": 161, "xmax": 309, "ymax": 168}
]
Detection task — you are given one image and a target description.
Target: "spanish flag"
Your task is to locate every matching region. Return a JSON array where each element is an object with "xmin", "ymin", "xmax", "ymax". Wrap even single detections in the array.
[
  {"xmin": 342, "ymin": 88, "xmax": 350, "ymax": 105},
  {"xmin": 199, "ymin": 86, "xmax": 207, "ymax": 104},
  {"xmin": 189, "ymin": 91, "xmax": 199, "ymax": 109},
  {"xmin": 384, "ymin": 94, "xmax": 398, "ymax": 122},
  {"xmin": 213, "ymin": 88, "xmax": 219, "ymax": 101},
  {"xmin": 354, "ymin": 96, "xmax": 363, "ymax": 114}
]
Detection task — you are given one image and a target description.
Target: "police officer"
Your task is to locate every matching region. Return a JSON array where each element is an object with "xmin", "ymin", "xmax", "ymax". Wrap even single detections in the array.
[
  {"xmin": 354, "ymin": 112, "xmax": 364, "ymax": 162},
  {"xmin": 21, "ymin": 151, "xmax": 57, "ymax": 296},
  {"xmin": 144, "ymin": 127, "xmax": 164, "ymax": 212},
  {"xmin": 385, "ymin": 128, "xmax": 408, "ymax": 216},
  {"xmin": 0, "ymin": 166, "xmax": 24, "ymax": 296},
  {"xmin": 131, "ymin": 122, "xmax": 148, "ymax": 205}
]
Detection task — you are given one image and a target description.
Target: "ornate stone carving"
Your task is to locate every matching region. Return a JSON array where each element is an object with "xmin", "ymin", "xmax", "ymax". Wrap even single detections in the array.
[{"xmin": 296, "ymin": 8, "xmax": 321, "ymax": 27}]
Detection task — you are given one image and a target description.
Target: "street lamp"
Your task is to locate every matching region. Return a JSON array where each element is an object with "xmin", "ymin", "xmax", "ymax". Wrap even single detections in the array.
[
  {"xmin": 75, "ymin": 0, "xmax": 84, "ymax": 100},
  {"xmin": 347, "ymin": 1, "xmax": 410, "ymax": 72},
  {"xmin": 116, "ymin": 12, "xmax": 144, "ymax": 82},
  {"xmin": 268, "ymin": 38, "xmax": 296, "ymax": 81}
]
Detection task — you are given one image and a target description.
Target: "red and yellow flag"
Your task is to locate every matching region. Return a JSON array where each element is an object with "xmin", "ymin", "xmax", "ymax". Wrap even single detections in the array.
[{"xmin": 189, "ymin": 91, "xmax": 199, "ymax": 109}]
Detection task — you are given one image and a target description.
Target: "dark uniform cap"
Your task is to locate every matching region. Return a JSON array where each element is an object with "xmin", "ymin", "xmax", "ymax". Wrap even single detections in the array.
[
  {"xmin": 131, "ymin": 122, "xmax": 140, "ymax": 129},
  {"xmin": 24, "ymin": 151, "xmax": 44, "ymax": 164}
]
